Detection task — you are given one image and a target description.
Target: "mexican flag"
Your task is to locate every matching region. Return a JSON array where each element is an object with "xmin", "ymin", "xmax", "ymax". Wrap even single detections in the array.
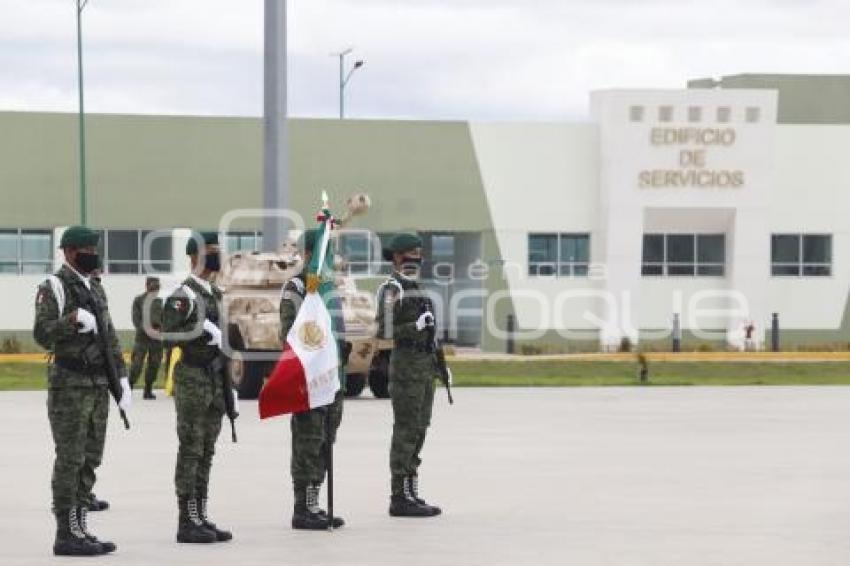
[{"xmin": 259, "ymin": 200, "xmax": 341, "ymax": 419}]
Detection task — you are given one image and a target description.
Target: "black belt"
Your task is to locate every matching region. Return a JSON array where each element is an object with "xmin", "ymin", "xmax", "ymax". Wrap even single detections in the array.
[{"xmin": 54, "ymin": 357, "xmax": 104, "ymax": 376}]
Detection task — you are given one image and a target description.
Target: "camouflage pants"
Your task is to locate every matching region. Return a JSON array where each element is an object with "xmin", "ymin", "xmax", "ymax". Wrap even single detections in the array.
[
  {"xmin": 129, "ymin": 337, "xmax": 163, "ymax": 389},
  {"xmin": 173, "ymin": 363, "xmax": 224, "ymax": 499},
  {"xmin": 389, "ymin": 352, "xmax": 436, "ymax": 496},
  {"xmin": 47, "ymin": 385, "xmax": 109, "ymax": 511},
  {"xmin": 291, "ymin": 390, "xmax": 344, "ymax": 489}
]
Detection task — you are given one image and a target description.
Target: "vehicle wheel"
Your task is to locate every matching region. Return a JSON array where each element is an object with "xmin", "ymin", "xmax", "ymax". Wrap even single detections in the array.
[
  {"xmin": 345, "ymin": 374, "xmax": 366, "ymax": 398},
  {"xmin": 368, "ymin": 352, "xmax": 390, "ymax": 399},
  {"xmin": 238, "ymin": 360, "xmax": 267, "ymax": 400}
]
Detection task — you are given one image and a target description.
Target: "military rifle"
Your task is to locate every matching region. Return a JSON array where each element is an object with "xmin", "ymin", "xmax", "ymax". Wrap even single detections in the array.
[
  {"xmin": 211, "ymin": 350, "xmax": 239, "ymax": 443},
  {"xmin": 421, "ymin": 304, "xmax": 454, "ymax": 405},
  {"xmin": 84, "ymin": 291, "xmax": 130, "ymax": 430}
]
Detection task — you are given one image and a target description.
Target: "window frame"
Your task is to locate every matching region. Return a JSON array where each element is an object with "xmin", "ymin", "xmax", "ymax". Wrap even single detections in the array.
[
  {"xmin": 687, "ymin": 106, "xmax": 702, "ymax": 123},
  {"xmin": 336, "ymin": 231, "xmax": 395, "ymax": 277},
  {"xmin": 641, "ymin": 233, "xmax": 726, "ymax": 278},
  {"xmin": 629, "ymin": 105, "xmax": 645, "ymax": 122},
  {"xmin": 0, "ymin": 228, "xmax": 54, "ymax": 275},
  {"xmin": 528, "ymin": 233, "xmax": 591, "ymax": 278},
  {"xmin": 99, "ymin": 229, "xmax": 174, "ymax": 275},
  {"xmin": 771, "ymin": 233, "xmax": 832, "ymax": 277},
  {"xmin": 745, "ymin": 106, "xmax": 761, "ymax": 123}
]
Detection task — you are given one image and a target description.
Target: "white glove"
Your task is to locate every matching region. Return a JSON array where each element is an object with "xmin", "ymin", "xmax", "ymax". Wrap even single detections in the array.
[
  {"xmin": 119, "ymin": 377, "xmax": 132, "ymax": 411},
  {"xmin": 203, "ymin": 319, "xmax": 222, "ymax": 348},
  {"xmin": 75, "ymin": 308, "xmax": 98, "ymax": 334},
  {"xmin": 415, "ymin": 311, "xmax": 435, "ymax": 331},
  {"xmin": 232, "ymin": 389, "xmax": 240, "ymax": 417}
]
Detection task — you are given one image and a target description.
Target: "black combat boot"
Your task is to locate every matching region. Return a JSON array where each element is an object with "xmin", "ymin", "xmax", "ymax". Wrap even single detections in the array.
[
  {"xmin": 176, "ymin": 497, "xmax": 217, "ymax": 544},
  {"xmin": 292, "ymin": 484, "xmax": 330, "ymax": 530},
  {"xmin": 310, "ymin": 484, "xmax": 345, "ymax": 529},
  {"xmin": 406, "ymin": 475, "xmax": 442, "ymax": 516},
  {"xmin": 53, "ymin": 508, "xmax": 105, "ymax": 556},
  {"xmin": 78, "ymin": 505, "xmax": 117, "ymax": 553},
  {"xmin": 388, "ymin": 477, "xmax": 438, "ymax": 518},
  {"xmin": 143, "ymin": 387, "xmax": 156, "ymax": 400},
  {"xmin": 316, "ymin": 509, "xmax": 346, "ymax": 529},
  {"xmin": 86, "ymin": 494, "xmax": 109, "ymax": 512},
  {"xmin": 198, "ymin": 498, "xmax": 233, "ymax": 542}
]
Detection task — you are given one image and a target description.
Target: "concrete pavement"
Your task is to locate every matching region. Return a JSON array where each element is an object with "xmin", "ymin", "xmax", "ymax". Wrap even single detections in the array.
[{"xmin": 1, "ymin": 387, "xmax": 850, "ymax": 565}]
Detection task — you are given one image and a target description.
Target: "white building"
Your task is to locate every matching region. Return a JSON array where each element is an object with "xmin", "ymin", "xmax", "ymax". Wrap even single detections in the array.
[{"xmin": 1, "ymin": 75, "xmax": 848, "ymax": 352}]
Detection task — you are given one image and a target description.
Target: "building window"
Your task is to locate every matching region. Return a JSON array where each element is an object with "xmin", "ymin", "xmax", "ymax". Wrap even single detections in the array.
[
  {"xmin": 629, "ymin": 105, "xmax": 644, "ymax": 122},
  {"xmin": 658, "ymin": 106, "xmax": 674, "ymax": 122},
  {"xmin": 429, "ymin": 234, "xmax": 455, "ymax": 279},
  {"xmin": 771, "ymin": 234, "xmax": 832, "ymax": 276},
  {"xmin": 337, "ymin": 231, "xmax": 392, "ymax": 276},
  {"xmin": 688, "ymin": 106, "xmax": 702, "ymax": 123},
  {"xmin": 697, "ymin": 234, "xmax": 725, "ymax": 276},
  {"xmin": 529, "ymin": 234, "xmax": 557, "ymax": 276},
  {"xmin": 225, "ymin": 231, "xmax": 262, "ymax": 253},
  {"xmin": 745, "ymin": 107, "xmax": 761, "ymax": 123},
  {"xmin": 642, "ymin": 233, "xmax": 725, "ymax": 277},
  {"xmin": 666, "ymin": 234, "xmax": 695, "ymax": 275},
  {"xmin": 528, "ymin": 233, "xmax": 590, "ymax": 277},
  {"xmin": 641, "ymin": 234, "xmax": 664, "ymax": 276},
  {"xmin": 716, "ymin": 106, "xmax": 731, "ymax": 123},
  {"xmin": 339, "ymin": 232, "xmax": 372, "ymax": 275},
  {"xmin": 0, "ymin": 229, "xmax": 53, "ymax": 275},
  {"xmin": 96, "ymin": 229, "xmax": 173, "ymax": 274}
]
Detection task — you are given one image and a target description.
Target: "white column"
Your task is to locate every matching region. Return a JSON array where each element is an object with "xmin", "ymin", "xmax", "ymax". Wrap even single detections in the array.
[{"xmin": 726, "ymin": 209, "xmax": 770, "ymax": 349}]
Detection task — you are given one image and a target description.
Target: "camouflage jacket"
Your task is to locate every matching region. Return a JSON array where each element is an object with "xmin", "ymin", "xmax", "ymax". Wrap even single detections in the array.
[
  {"xmin": 162, "ymin": 276, "xmax": 223, "ymax": 367},
  {"xmin": 375, "ymin": 271, "xmax": 434, "ymax": 352},
  {"xmin": 131, "ymin": 292, "xmax": 163, "ymax": 340},
  {"xmin": 279, "ymin": 273, "xmax": 307, "ymax": 342},
  {"xmin": 33, "ymin": 265, "xmax": 126, "ymax": 388}
]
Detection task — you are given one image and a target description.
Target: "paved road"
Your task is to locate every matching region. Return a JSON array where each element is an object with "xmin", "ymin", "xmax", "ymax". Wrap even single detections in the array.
[{"xmin": 1, "ymin": 387, "xmax": 849, "ymax": 565}]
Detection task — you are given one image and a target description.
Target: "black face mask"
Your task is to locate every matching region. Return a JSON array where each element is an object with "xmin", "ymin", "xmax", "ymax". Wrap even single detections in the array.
[
  {"xmin": 76, "ymin": 252, "xmax": 100, "ymax": 275},
  {"xmin": 204, "ymin": 253, "xmax": 221, "ymax": 273},
  {"xmin": 400, "ymin": 256, "xmax": 422, "ymax": 277}
]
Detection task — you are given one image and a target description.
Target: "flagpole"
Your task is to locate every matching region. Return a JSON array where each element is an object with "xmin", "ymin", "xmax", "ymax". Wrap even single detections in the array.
[
  {"xmin": 315, "ymin": 191, "xmax": 333, "ymax": 278},
  {"xmin": 316, "ymin": 191, "xmax": 335, "ymax": 530},
  {"xmin": 326, "ymin": 408, "xmax": 334, "ymax": 530}
]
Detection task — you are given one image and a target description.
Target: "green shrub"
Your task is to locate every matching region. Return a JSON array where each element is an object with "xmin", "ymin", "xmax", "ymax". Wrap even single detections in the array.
[
  {"xmin": 519, "ymin": 344, "xmax": 544, "ymax": 356},
  {"xmin": 1, "ymin": 337, "xmax": 22, "ymax": 354}
]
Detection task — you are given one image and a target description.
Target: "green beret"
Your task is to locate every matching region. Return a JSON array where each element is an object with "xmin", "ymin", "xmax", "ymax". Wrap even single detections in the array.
[
  {"xmin": 185, "ymin": 231, "xmax": 219, "ymax": 255},
  {"xmin": 60, "ymin": 226, "xmax": 100, "ymax": 249},
  {"xmin": 299, "ymin": 229, "xmax": 322, "ymax": 252},
  {"xmin": 382, "ymin": 233, "xmax": 422, "ymax": 261}
]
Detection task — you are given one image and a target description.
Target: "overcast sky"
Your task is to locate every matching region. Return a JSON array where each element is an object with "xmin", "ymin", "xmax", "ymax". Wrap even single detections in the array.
[{"xmin": 1, "ymin": 0, "xmax": 848, "ymax": 121}]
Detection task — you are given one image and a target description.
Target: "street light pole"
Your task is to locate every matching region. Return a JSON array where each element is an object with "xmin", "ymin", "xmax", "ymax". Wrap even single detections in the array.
[
  {"xmin": 76, "ymin": 0, "xmax": 89, "ymax": 226},
  {"xmin": 333, "ymin": 48, "xmax": 364, "ymax": 119}
]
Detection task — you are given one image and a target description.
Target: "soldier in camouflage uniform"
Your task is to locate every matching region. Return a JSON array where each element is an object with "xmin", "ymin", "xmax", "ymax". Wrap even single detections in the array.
[
  {"xmin": 162, "ymin": 232, "xmax": 235, "ymax": 544},
  {"xmin": 129, "ymin": 276, "xmax": 163, "ymax": 400},
  {"xmin": 376, "ymin": 233, "xmax": 442, "ymax": 517},
  {"xmin": 280, "ymin": 229, "xmax": 348, "ymax": 530},
  {"xmin": 34, "ymin": 226, "xmax": 132, "ymax": 556}
]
